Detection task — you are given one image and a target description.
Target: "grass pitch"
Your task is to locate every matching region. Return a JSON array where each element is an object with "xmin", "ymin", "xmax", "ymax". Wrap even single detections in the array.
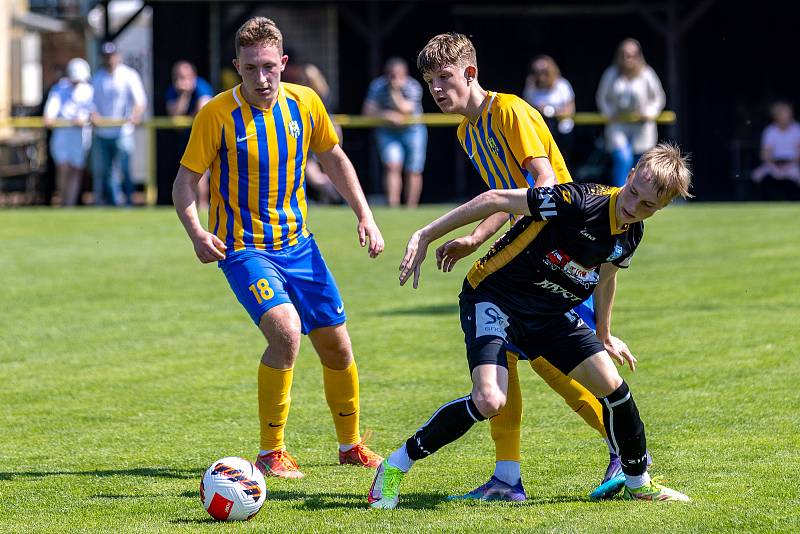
[{"xmin": 1, "ymin": 203, "xmax": 798, "ymax": 532}]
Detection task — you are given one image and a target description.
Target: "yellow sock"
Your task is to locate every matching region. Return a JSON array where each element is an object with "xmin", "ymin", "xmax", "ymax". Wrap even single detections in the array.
[
  {"xmin": 530, "ymin": 356, "xmax": 607, "ymax": 437},
  {"xmin": 258, "ymin": 363, "xmax": 293, "ymax": 451},
  {"xmin": 490, "ymin": 351, "xmax": 522, "ymax": 461},
  {"xmin": 322, "ymin": 360, "xmax": 360, "ymax": 445}
]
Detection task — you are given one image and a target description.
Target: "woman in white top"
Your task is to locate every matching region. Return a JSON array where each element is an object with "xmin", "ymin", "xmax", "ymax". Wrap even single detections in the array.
[
  {"xmin": 43, "ymin": 58, "xmax": 94, "ymax": 206},
  {"xmin": 523, "ymin": 55, "xmax": 576, "ymax": 160},
  {"xmin": 752, "ymin": 101, "xmax": 800, "ymax": 200},
  {"xmin": 596, "ymin": 39, "xmax": 665, "ymax": 187}
]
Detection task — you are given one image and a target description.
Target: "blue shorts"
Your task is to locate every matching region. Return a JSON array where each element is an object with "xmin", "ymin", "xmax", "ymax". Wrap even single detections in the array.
[
  {"xmin": 376, "ymin": 124, "xmax": 428, "ymax": 174},
  {"xmin": 219, "ymin": 237, "xmax": 346, "ymax": 334}
]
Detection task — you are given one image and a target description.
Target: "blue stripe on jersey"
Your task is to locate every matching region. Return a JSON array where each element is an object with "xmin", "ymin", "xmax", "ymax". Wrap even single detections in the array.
[
  {"xmin": 464, "ymin": 128, "xmax": 482, "ymax": 176},
  {"xmin": 232, "ymin": 108, "xmax": 254, "ymax": 246},
  {"xmin": 251, "ymin": 107, "xmax": 272, "ymax": 249},
  {"xmin": 485, "ymin": 111, "xmax": 515, "ymax": 188},
  {"xmin": 470, "ymin": 124, "xmax": 498, "ymax": 189},
  {"xmin": 218, "ymin": 127, "xmax": 234, "ymax": 247},
  {"xmin": 270, "ymin": 104, "xmax": 290, "ymax": 246},
  {"xmin": 497, "ymin": 128, "xmax": 536, "ymax": 186},
  {"xmin": 286, "ymin": 98, "xmax": 305, "ymax": 234},
  {"xmin": 475, "ymin": 115, "xmax": 511, "ymax": 190},
  {"xmin": 309, "ymin": 110, "xmax": 315, "ymax": 130}
]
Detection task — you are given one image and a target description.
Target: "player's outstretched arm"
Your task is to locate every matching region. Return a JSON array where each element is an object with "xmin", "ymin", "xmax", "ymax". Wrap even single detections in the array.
[
  {"xmin": 173, "ymin": 164, "xmax": 226, "ymax": 263},
  {"xmin": 594, "ymin": 263, "xmax": 637, "ymax": 371},
  {"xmin": 400, "ymin": 189, "xmax": 530, "ymax": 288},
  {"xmin": 436, "ymin": 158, "xmax": 555, "ymax": 272},
  {"xmin": 436, "ymin": 212, "xmax": 507, "ymax": 272},
  {"xmin": 317, "ymin": 144, "xmax": 384, "ymax": 258}
]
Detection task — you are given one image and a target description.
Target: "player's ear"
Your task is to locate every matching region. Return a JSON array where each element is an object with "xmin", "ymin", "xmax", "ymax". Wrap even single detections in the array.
[
  {"xmin": 465, "ymin": 66, "xmax": 476, "ymax": 82},
  {"xmin": 232, "ymin": 58, "xmax": 240, "ymax": 74}
]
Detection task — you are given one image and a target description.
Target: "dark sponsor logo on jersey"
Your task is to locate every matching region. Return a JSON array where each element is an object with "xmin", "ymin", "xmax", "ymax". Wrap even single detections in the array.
[
  {"xmin": 561, "ymin": 189, "xmax": 572, "ymax": 204},
  {"xmin": 580, "ymin": 229, "xmax": 595, "ymax": 241},
  {"xmin": 533, "ymin": 279, "xmax": 583, "ymax": 301}
]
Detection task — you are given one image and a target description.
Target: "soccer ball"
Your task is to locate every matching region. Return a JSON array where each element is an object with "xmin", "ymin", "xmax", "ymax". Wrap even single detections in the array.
[{"xmin": 200, "ymin": 456, "xmax": 267, "ymax": 521}]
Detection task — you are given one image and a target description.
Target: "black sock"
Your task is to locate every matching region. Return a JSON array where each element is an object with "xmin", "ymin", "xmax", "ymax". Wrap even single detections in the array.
[
  {"xmin": 405, "ymin": 395, "xmax": 486, "ymax": 461},
  {"xmin": 600, "ymin": 381, "xmax": 648, "ymax": 476}
]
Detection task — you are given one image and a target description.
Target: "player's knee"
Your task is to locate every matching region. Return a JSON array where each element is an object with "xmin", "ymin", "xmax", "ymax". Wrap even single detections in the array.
[
  {"xmin": 473, "ymin": 388, "xmax": 507, "ymax": 418},
  {"xmin": 593, "ymin": 372, "xmax": 623, "ymax": 398},
  {"xmin": 259, "ymin": 318, "xmax": 302, "ymax": 366}
]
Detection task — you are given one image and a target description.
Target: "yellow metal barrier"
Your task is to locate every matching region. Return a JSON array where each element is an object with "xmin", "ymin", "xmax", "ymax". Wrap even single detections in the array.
[{"xmin": 0, "ymin": 112, "xmax": 676, "ymax": 205}]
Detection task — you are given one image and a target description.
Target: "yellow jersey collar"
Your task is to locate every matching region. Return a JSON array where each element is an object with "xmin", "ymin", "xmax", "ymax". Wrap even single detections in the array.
[{"xmin": 608, "ymin": 188, "xmax": 629, "ymax": 235}]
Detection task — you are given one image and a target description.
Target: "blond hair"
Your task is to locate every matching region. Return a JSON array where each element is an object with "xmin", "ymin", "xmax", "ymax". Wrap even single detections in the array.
[
  {"xmin": 417, "ymin": 33, "xmax": 477, "ymax": 75},
  {"xmin": 635, "ymin": 143, "xmax": 693, "ymax": 201},
  {"xmin": 235, "ymin": 17, "xmax": 283, "ymax": 56}
]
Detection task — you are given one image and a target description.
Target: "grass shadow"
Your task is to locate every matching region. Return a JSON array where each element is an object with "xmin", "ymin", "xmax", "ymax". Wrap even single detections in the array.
[
  {"xmin": 378, "ymin": 304, "xmax": 458, "ymax": 316},
  {"xmin": 262, "ymin": 490, "xmax": 448, "ymax": 510},
  {"xmin": 0, "ymin": 466, "xmax": 202, "ymax": 481}
]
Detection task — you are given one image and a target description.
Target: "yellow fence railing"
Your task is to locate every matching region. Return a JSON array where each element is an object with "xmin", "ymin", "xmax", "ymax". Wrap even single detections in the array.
[{"xmin": 0, "ymin": 111, "xmax": 676, "ymax": 205}]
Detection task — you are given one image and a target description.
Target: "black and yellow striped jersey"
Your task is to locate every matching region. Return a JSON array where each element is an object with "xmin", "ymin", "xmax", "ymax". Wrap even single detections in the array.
[{"xmin": 465, "ymin": 182, "xmax": 643, "ymax": 316}]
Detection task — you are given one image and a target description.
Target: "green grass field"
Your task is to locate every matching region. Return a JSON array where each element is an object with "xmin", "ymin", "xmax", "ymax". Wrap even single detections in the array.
[{"xmin": 1, "ymin": 203, "xmax": 799, "ymax": 533}]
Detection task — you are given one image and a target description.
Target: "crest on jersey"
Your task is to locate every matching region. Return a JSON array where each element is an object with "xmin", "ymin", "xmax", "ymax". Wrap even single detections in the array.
[
  {"xmin": 487, "ymin": 137, "xmax": 499, "ymax": 156},
  {"xmin": 288, "ymin": 120, "xmax": 301, "ymax": 138},
  {"xmin": 607, "ymin": 242, "xmax": 624, "ymax": 262}
]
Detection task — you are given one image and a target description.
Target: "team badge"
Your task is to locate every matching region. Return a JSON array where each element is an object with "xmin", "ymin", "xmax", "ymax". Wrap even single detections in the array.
[
  {"xmin": 487, "ymin": 137, "xmax": 499, "ymax": 156},
  {"xmin": 288, "ymin": 120, "xmax": 301, "ymax": 138},
  {"xmin": 606, "ymin": 242, "xmax": 624, "ymax": 262}
]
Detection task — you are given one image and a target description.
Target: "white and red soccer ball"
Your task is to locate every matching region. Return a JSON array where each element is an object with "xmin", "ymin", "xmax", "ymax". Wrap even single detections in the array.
[{"xmin": 200, "ymin": 456, "xmax": 267, "ymax": 521}]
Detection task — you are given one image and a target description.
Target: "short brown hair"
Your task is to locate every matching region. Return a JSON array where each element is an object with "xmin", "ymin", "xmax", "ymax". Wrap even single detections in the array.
[
  {"xmin": 635, "ymin": 143, "xmax": 693, "ymax": 201},
  {"xmin": 417, "ymin": 33, "xmax": 477, "ymax": 75},
  {"xmin": 235, "ymin": 17, "xmax": 283, "ymax": 56}
]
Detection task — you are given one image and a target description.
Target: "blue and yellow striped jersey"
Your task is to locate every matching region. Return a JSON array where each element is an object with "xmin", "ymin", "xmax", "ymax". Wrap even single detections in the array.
[
  {"xmin": 181, "ymin": 83, "xmax": 339, "ymax": 251},
  {"xmin": 457, "ymin": 91, "xmax": 572, "ymax": 190}
]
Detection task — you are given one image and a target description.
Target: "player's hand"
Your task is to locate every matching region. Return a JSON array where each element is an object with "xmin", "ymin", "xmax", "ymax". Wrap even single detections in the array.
[
  {"xmin": 357, "ymin": 217, "xmax": 384, "ymax": 258},
  {"xmin": 399, "ymin": 230, "xmax": 428, "ymax": 288},
  {"xmin": 436, "ymin": 235, "xmax": 480, "ymax": 272},
  {"xmin": 191, "ymin": 231, "xmax": 227, "ymax": 263},
  {"xmin": 603, "ymin": 335, "xmax": 637, "ymax": 372}
]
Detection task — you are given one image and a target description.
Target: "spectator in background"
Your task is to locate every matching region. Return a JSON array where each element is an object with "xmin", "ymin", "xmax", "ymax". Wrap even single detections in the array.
[
  {"xmin": 596, "ymin": 38, "xmax": 665, "ymax": 187},
  {"xmin": 91, "ymin": 41, "xmax": 147, "ymax": 206},
  {"xmin": 363, "ymin": 58, "xmax": 427, "ymax": 208},
  {"xmin": 166, "ymin": 61, "xmax": 213, "ymax": 208},
  {"xmin": 523, "ymin": 55, "xmax": 576, "ymax": 161},
  {"xmin": 43, "ymin": 58, "xmax": 94, "ymax": 206},
  {"xmin": 752, "ymin": 101, "xmax": 800, "ymax": 200},
  {"xmin": 166, "ymin": 61, "xmax": 213, "ymax": 117},
  {"xmin": 283, "ymin": 54, "xmax": 342, "ymax": 204}
]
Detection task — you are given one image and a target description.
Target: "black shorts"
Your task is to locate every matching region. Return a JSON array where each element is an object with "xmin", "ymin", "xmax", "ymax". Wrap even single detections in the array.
[{"xmin": 459, "ymin": 290, "xmax": 604, "ymax": 374}]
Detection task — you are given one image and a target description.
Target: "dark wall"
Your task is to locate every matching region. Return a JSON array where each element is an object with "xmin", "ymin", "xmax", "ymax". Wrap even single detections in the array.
[
  {"xmin": 684, "ymin": 3, "xmax": 797, "ymax": 200},
  {"xmin": 152, "ymin": 3, "xmax": 211, "ymax": 204}
]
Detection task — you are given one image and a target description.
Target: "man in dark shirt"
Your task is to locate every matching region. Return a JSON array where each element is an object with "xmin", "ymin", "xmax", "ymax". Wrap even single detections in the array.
[{"xmin": 369, "ymin": 143, "xmax": 693, "ymax": 509}]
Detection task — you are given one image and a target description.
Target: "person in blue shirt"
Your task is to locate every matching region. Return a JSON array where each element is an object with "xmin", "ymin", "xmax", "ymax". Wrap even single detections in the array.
[
  {"xmin": 166, "ymin": 61, "xmax": 214, "ymax": 117},
  {"xmin": 166, "ymin": 60, "xmax": 214, "ymax": 207},
  {"xmin": 362, "ymin": 58, "xmax": 428, "ymax": 208}
]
